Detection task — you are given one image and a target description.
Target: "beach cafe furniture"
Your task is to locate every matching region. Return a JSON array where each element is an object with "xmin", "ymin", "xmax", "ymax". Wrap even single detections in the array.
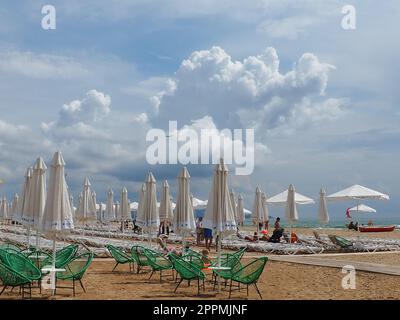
[
  {"xmin": 228, "ymin": 256, "xmax": 268, "ymax": 299},
  {"xmin": 131, "ymin": 245, "xmax": 153, "ymax": 274},
  {"xmin": 0, "ymin": 260, "xmax": 32, "ymax": 299},
  {"xmin": 169, "ymin": 254, "xmax": 206, "ymax": 295},
  {"xmin": 41, "ymin": 243, "xmax": 79, "ymax": 269},
  {"xmin": 106, "ymin": 244, "xmax": 134, "ymax": 272},
  {"xmin": 55, "ymin": 251, "xmax": 94, "ymax": 296},
  {"xmin": 142, "ymin": 248, "xmax": 174, "ymax": 282}
]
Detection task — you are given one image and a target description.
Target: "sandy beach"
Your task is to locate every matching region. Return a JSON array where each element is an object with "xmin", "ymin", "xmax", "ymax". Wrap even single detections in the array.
[
  {"xmin": 1, "ymin": 227, "xmax": 399, "ymax": 300},
  {"xmin": 1, "ymin": 254, "xmax": 399, "ymax": 300}
]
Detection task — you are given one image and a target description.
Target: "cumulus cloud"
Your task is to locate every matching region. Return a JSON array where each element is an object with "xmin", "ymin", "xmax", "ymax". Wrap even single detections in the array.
[{"xmin": 152, "ymin": 46, "xmax": 338, "ymax": 134}]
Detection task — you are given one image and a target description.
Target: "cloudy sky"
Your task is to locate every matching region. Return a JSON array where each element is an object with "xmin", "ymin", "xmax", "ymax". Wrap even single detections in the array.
[{"xmin": 0, "ymin": 1, "xmax": 399, "ymax": 220}]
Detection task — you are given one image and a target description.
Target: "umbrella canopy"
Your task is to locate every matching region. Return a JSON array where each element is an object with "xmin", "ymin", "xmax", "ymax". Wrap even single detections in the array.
[
  {"xmin": 159, "ymin": 180, "xmax": 173, "ymax": 223},
  {"xmin": 251, "ymin": 187, "xmax": 264, "ymax": 223},
  {"xmin": 24, "ymin": 157, "xmax": 47, "ymax": 228},
  {"xmin": 136, "ymin": 172, "xmax": 159, "ymax": 230},
  {"xmin": 68, "ymin": 192, "xmax": 74, "ymax": 216},
  {"xmin": 285, "ymin": 184, "xmax": 299, "ymax": 223},
  {"xmin": 38, "ymin": 151, "xmax": 74, "ymax": 233},
  {"xmin": 11, "ymin": 193, "xmax": 19, "ymax": 218},
  {"xmin": 327, "ymin": 184, "xmax": 389, "ymax": 201},
  {"xmin": 14, "ymin": 167, "xmax": 33, "ymax": 223},
  {"xmin": 203, "ymin": 159, "xmax": 237, "ymax": 235},
  {"xmin": 0, "ymin": 197, "xmax": 8, "ymax": 220},
  {"xmin": 105, "ymin": 188, "xmax": 115, "ymax": 222},
  {"xmin": 267, "ymin": 189, "xmax": 315, "ymax": 206},
  {"xmin": 173, "ymin": 167, "xmax": 196, "ymax": 234},
  {"xmin": 261, "ymin": 192, "xmax": 269, "ymax": 223},
  {"xmin": 92, "ymin": 191, "xmax": 98, "ymax": 215},
  {"xmin": 75, "ymin": 177, "xmax": 97, "ymax": 223},
  {"xmin": 114, "ymin": 201, "xmax": 120, "ymax": 219},
  {"xmin": 349, "ymin": 204, "xmax": 376, "ymax": 213},
  {"xmin": 236, "ymin": 194, "xmax": 245, "ymax": 225},
  {"xmin": 229, "ymin": 190, "xmax": 238, "ymax": 223},
  {"xmin": 118, "ymin": 186, "xmax": 131, "ymax": 221},
  {"xmin": 136, "ymin": 184, "xmax": 146, "ymax": 220},
  {"xmin": 7, "ymin": 202, "xmax": 12, "ymax": 219},
  {"xmin": 318, "ymin": 188, "xmax": 329, "ymax": 224}
]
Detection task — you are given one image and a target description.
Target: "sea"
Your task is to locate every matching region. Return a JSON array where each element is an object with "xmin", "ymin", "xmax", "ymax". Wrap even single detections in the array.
[{"xmin": 193, "ymin": 209, "xmax": 400, "ymax": 229}]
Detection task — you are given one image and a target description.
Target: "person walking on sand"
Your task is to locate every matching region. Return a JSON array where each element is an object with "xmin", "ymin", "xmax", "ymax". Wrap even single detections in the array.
[
  {"xmin": 196, "ymin": 216, "xmax": 204, "ymax": 246},
  {"xmin": 204, "ymin": 227, "xmax": 213, "ymax": 250}
]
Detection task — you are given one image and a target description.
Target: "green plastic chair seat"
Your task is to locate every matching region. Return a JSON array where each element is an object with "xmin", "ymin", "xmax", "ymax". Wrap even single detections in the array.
[
  {"xmin": 26, "ymin": 250, "xmax": 52, "ymax": 269},
  {"xmin": 106, "ymin": 244, "xmax": 133, "ymax": 264},
  {"xmin": 231, "ymin": 257, "xmax": 268, "ymax": 285},
  {"xmin": 228, "ymin": 256, "xmax": 268, "ymax": 299},
  {"xmin": 55, "ymin": 252, "xmax": 93, "ymax": 296},
  {"xmin": 42, "ymin": 244, "xmax": 78, "ymax": 269},
  {"xmin": 171, "ymin": 256, "xmax": 205, "ymax": 281},
  {"xmin": 213, "ymin": 255, "xmax": 242, "ymax": 280},
  {"xmin": 0, "ymin": 243, "xmax": 22, "ymax": 252},
  {"xmin": 5, "ymin": 252, "xmax": 42, "ymax": 281},
  {"xmin": 131, "ymin": 245, "xmax": 152, "ymax": 267},
  {"xmin": 0, "ymin": 261, "xmax": 31, "ymax": 294},
  {"xmin": 56, "ymin": 252, "xmax": 93, "ymax": 281},
  {"xmin": 143, "ymin": 249, "xmax": 173, "ymax": 271}
]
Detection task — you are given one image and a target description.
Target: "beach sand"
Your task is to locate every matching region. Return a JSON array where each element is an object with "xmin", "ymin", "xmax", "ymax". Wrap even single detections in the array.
[
  {"xmin": 1, "ymin": 227, "xmax": 399, "ymax": 300},
  {"xmin": 1, "ymin": 254, "xmax": 399, "ymax": 300}
]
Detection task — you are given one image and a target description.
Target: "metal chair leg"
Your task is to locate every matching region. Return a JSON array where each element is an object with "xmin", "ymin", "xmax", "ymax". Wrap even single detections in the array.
[
  {"xmin": 174, "ymin": 278, "xmax": 183, "ymax": 293},
  {"xmin": 148, "ymin": 271, "xmax": 154, "ymax": 280},
  {"xmin": 254, "ymin": 283, "xmax": 262, "ymax": 299},
  {"xmin": 112, "ymin": 262, "xmax": 119, "ymax": 271},
  {"xmin": 79, "ymin": 279, "xmax": 86, "ymax": 293},
  {"xmin": 0, "ymin": 286, "xmax": 7, "ymax": 295}
]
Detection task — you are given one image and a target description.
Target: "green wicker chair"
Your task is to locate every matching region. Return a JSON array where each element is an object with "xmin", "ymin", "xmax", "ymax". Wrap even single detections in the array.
[
  {"xmin": 0, "ymin": 243, "xmax": 22, "ymax": 252},
  {"xmin": 220, "ymin": 247, "xmax": 246, "ymax": 262},
  {"xmin": 0, "ymin": 248, "xmax": 8, "ymax": 264},
  {"xmin": 228, "ymin": 256, "xmax": 268, "ymax": 299},
  {"xmin": 56, "ymin": 252, "xmax": 94, "ymax": 296},
  {"xmin": 212, "ymin": 254, "xmax": 242, "ymax": 290},
  {"xmin": 106, "ymin": 244, "xmax": 134, "ymax": 272},
  {"xmin": 26, "ymin": 250, "xmax": 52, "ymax": 269},
  {"xmin": 184, "ymin": 248, "xmax": 203, "ymax": 258},
  {"xmin": 131, "ymin": 245, "xmax": 152, "ymax": 274},
  {"xmin": 142, "ymin": 248, "xmax": 173, "ymax": 282},
  {"xmin": 41, "ymin": 244, "xmax": 79, "ymax": 269},
  {"xmin": 5, "ymin": 252, "xmax": 42, "ymax": 282},
  {"xmin": 170, "ymin": 255, "xmax": 206, "ymax": 295},
  {"xmin": 0, "ymin": 261, "xmax": 32, "ymax": 299}
]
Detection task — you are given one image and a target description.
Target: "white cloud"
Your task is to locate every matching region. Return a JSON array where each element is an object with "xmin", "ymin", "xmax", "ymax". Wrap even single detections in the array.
[
  {"xmin": 47, "ymin": 89, "xmax": 111, "ymax": 129},
  {"xmin": 152, "ymin": 46, "xmax": 339, "ymax": 134},
  {"xmin": 0, "ymin": 50, "xmax": 89, "ymax": 79}
]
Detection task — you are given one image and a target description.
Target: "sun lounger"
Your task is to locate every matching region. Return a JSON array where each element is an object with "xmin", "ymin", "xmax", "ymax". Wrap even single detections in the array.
[{"xmin": 328, "ymin": 235, "xmax": 378, "ymax": 253}]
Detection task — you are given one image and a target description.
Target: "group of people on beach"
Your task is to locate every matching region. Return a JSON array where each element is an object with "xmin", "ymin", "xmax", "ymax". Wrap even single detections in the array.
[{"xmin": 235, "ymin": 217, "xmax": 296, "ymax": 243}]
